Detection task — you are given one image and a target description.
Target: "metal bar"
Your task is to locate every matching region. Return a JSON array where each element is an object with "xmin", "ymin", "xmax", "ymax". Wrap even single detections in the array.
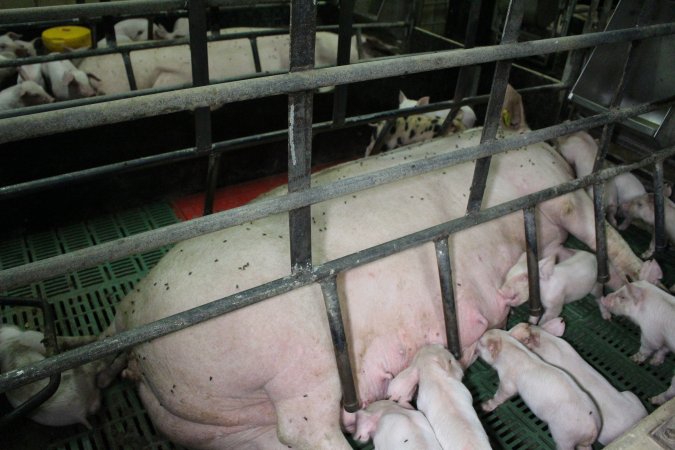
[
  {"xmin": 653, "ymin": 161, "xmax": 666, "ymax": 254},
  {"xmin": 2, "ymin": 103, "xmax": 673, "ymax": 291},
  {"xmin": 2, "ymin": 144, "xmax": 673, "ymax": 392},
  {"xmin": 287, "ymin": 0, "xmax": 317, "ymax": 272},
  {"xmin": 249, "ymin": 37, "xmax": 262, "ymax": 73},
  {"xmin": 120, "ymin": 51, "xmax": 139, "ymax": 91},
  {"xmin": 434, "ymin": 238, "xmax": 461, "ymax": 359},
  {"xmin": 465, "ymin": 0, "xmax": 525, "ymax": 214},
  {"xmin": 0, "ymin": 85, "xmax": 565, "ymax": 200},
  {"xmin": 440, "ymin": 0, "xmax": 482, "ymax": 134},
  {"xmin": 366, "ymin": 118, "xmax": 397, "ymax": 156},
  {"xmin": 319, "ymin": 277, "xmax": 359, "ymax": 412},
  {"xmin": 2, "ymin": 22, "xmax": 674, "ymax": 143},
  {"xmin": 523, "ymin": 207, "xmax": 542, "ymax": 322},
  {"xmin": 186, "ymin": 0, "xmax": 216, "ymax": 215},
  {"xmin": 331, "ymin": 0, "xmax": 355, "ymax": 126}
]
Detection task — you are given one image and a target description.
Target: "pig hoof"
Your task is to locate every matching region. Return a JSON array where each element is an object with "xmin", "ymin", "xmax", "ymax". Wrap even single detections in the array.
[
  {"xmin": 601, "ymin": 311, "xmax": 612, "ymax": 321},
  {"xmin": 481, "ymin": 400, "xmax": 497, "ymax": 412},
  {"xmin": 650, "ymin": 395, "xmax": 666, "ymax": 406},
  {"xmin": 630, "ymin": 353, "xmax": 647, "ymax": 364},
  {"xmin": 649, "ymin": 355, "xmax": 665, "ymax": 366},
  {"xmin": 640, "ymin": 250, "xmax": 653, "ymax": 259}
]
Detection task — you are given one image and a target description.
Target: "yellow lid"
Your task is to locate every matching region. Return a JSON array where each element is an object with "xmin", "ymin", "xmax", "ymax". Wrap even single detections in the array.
[{"xmin": 42, "ymin": 26, "xmax": 92, "ymax": 52}]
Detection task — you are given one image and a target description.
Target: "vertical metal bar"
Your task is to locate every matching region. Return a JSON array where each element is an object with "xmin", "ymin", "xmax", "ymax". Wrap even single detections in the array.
[
  {"xmin": 288, "ymin": 0, "xmax": 317, "ymax": 272},
  {"xmin": 331, "ymin": 0, "xmax": 355, "ymax": 126},
  {"xmin": 440, "ymin": 0, "xmax": 482, "ymax": 134},
  {"xmin": 591, "ymin": 0, "xmax": 653, "ymax": 281},
  {"xmin": 249, "ymin": 37, "xmax": 262, "ymax": 73},
  {"xmin": 465, "ymin": 0, "xmax": 525, "ymax": 214},
  {"xmin": 187, "ymin": 0, "xmax": 216, "ymax": 216},
  {"xmin": 365, "ymin": 119, "xmax": 396, "ymax": 157},
  {"xmin": 523, "ymin": 207, "xmax": 542, "ymax": 322},
  {"xmin": 319, "ymin": 277, "xmax": 359, "ymax": 413},
  {"xmin": 653, "ymin": 161, "xmax": 666, "ymax": 255},
  {"xmin": 434, "ymin": 237, "xmax": 461, "ymax": 359},
  {"xmin": 209, "ymin": 6, "xmax": 220, "ymax": 36},
  {"xmin": 120, "ymin": 51, "xmax": 138, "ymax": 91}
]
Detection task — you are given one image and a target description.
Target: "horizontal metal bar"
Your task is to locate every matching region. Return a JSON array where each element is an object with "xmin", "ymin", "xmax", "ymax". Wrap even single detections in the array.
[
  {"xmin": 1, "ymin": 22, "xmax": 673, "ymax": 144},
  {"xmin": 2, "ymin": 143, "xmax": 673, "ymax": 392},
  {"xmin": 0, "ymin": 21, "xmax": 406, "ymax": 70},
  {"xmin": 1, "ymin": 97, "xmax": 672, "ymax": 291},
  {"xmin": 0, "ymin": 84, "xmax": 566, "ymax": 200}
]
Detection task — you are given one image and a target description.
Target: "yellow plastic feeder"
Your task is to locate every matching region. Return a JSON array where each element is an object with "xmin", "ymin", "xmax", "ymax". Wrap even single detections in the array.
[{"xmin": 42, "ymin": 26, "xmax": 92, "ymax": 52}]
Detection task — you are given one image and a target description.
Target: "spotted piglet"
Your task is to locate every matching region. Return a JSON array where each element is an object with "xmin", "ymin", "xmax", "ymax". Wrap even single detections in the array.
[
  {"xmin": 351, "ymin": 400, "xmax": 441, "ymax": 449},
  {"xmin": 477, "ymin": 329, "xmax": 600, "ymax": 450},
  {"xmin": 386, "ymin": 344, "xmax": 491, "ymax": 450},
  {"xmin": 509, "ymin": 319, "xmax": 647, "ymax": 444},
  {"xmin": 600, "ymin": 280, "xmax": 675, "ymax": 404}
]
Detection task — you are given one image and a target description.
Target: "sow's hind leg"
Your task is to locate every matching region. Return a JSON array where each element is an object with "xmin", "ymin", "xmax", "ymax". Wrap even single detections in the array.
[{"xmin": 540, "ymin": 190, "xmax": 642, "ymax": 288}]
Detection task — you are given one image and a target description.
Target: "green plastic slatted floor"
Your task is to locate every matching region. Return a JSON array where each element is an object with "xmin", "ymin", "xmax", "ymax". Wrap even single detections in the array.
[{"xmin": 1, "ymin": 202, "xmax": 673, "ymax": 450}]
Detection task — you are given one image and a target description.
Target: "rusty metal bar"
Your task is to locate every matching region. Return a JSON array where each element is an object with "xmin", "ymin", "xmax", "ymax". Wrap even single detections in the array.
[
  {"xmin": 331, "ymin": 0, "xmax": 355, "ymax": 126},
  {"xmin": 523, "ymin": 207, "xmax": 542, "ymax": 322},
  {"xmin": 287, "ymin": 0, "xmax": 316, "ymax": 271},
  {"xmin": 1, "ymin": 100, "xmax": 673, "ymax": 290},
  {"xmin": 319, "ymin": 277, "xmax": 359, "ymax": 412},
  {"xmin": 434, "ymin": 238, "xmax": 461, "ymax": 359},
  {"xmin": 2, "ymin": 144, "xmax": 673, "ymax": 393},
  {"xmin": 465, "ymin": 0, "xmax": 525, "ymax": 213},
  {"xmin": 653, "ymin": 161, "xmax": 667, "ymax": 255}
]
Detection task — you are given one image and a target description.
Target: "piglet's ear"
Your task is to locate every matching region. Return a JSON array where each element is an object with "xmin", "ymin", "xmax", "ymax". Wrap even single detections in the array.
[
  {"xmin": 541, "ymin": 317, "xmax": 565, "ymax": 337},
  {"xmin": 417, "ymin": 96, "xmax": 430, "ymax": 106},
  {"xmin": 626, "ymin": 283, "xmax": 644, "ymax": 305},
  {"xmin": 7, "ymin": 32, "xmax": 21, "ymax": 40},
  {"xmin": 538, "ymin": 255, "xmax": 556, "ymax": 281},
  {"xmin": 639, "ymin": 259, "xmax": 663, "ymax": 284},
  {"xmin": 62, "ymin": 71, "xmax": 75, "ymax": 86},
  {"xmin": 398, "ymin": 90, "xmax": 407, "ymax": 104},
  {"xmin": 354, "ymin": 410, "xmax": 380, "ymax": 443},
  {"xmin": 488, "ymin": 338, "xmax": 502, "ymax": 359}
]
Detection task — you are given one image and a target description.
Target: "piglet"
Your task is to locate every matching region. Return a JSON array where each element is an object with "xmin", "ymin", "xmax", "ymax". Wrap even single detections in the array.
[
  {"xmin": 41, "ymin": 58, "xmax": 100, "ymax": 100},
  {"xmin": 619, "ymin": 192, "xmax": 675, "ymax": 258},
  {"xmin": 17, "ymin": 63, "xmax": 45, "ymax": 88},
  {"xmin": 498, "ymin": 249, "xmax": 602, "ymax": 323},
  {"xmin": 350, "ymin": 400, "xmax": 442, "ymax": 449},
  {"xmin": 509, "ymin": 319, "xmax": 647, "ymax": 444},
  {"xmin": 398, "ymin": 91, "xmax": 477, "ymax": 130},
  {"xmin": 0, "ymin": 325, "xmax": 104, "ymax": 428},
  {"xmin": 386, "ymin": 344, "xmax": 491, "ymax": 450},
  {"xmin": 0, "ymin": 80, "xmax": 54, "ymax": 110},
  {"xmin": 651, "ymin": 374, "xmax": 675, "ymax": 405},
  {"xmin": 0, "ymin": 32, "xmax": 38, "ymax": 57},
  {"xmin": 477, "ymin": 329, "xmax": 600, "ymax": 450}
]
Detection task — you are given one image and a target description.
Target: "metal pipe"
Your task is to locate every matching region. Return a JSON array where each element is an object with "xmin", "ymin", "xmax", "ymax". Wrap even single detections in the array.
[
  {"xmin": 287, "ymin": 0, "xmax": 317, "ymax": 272},
  {"xmin": 331, "ymin": 0, "xmax": 355, "ymax": 126},
  {"xmin": 434, "ymin": 238, "xmax": 461, "ymax": 359},
  {"xmin": 319, "ymin": 277, "xmax": 359, "ymax": 412},
  {"xmin": 465, "ymin": 0, "xmax": 525, "ymax": 214},
  {"xmin": 0, "ymin": 23, "xmax": 672, "ymax": 144},
  {"xmin": 523, "ymin": 207, "xmax": 542, "ymax": 322},
  {"xmin": 653, "ymin": 161, "xmax": 666, "ymax": 255},
  {"xmin": 2, "ymin": 144, "xmax": 673, "ymax": 392},
  {"xmin": 440, "ymin": 0, "xmax": 482, "ymax": 134},
  {"xmin": 0, "ymin": 85, "xmax": 568, "ymax": 201},
  {"xmin": 1, "ymin": 100, "xmax": 673, "ymax": 289}
]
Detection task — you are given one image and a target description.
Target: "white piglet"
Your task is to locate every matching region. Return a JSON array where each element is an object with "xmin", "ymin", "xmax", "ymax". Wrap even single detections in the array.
[
  {"xmin": 386, "ymin": 344, "xmax": 491, "ymax": 450},
  {"xmin": 498, "ymin": 249, "xmax": 602, "ymax": 323},
  {"xmin": 0, "ymin": 325, "xmax": 104, "ymax": 428},
  {"xmin": 0, "ymin": 80, "xmax": 54, "ymax": 110},
  {"xmin": 600, "ymin": 280, "xmax": 675, "ymax": 405},
  {"xmin": 41, "ymin": 58, "xmax": 100, "ymax": 100},
  {"xmin": 0, "ymin": 32, "xmax": 38, "ymax": 57},
  {"xmin": 17, "ymin": 63, "xmax": 45, "ymax": 87},
  {"xmin": 619, "ymin": 192, "xmax": 675, "ymax": 258},
  {"xmin": 509, "ymin": 319, "xmax": 647, "ymax": 444},
  {"xmin": 477, "ymin": 329, "xmax": 600, "ymax": 450},
  {"xmin": 350, "ymin": 400, "xmax": 442, "ymax": 449}
]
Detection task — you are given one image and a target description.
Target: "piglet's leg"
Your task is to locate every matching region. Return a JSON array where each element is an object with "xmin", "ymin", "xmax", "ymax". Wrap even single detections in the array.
[
  {"xmin": 481, "ymin": 379, "xmax": 516, "ymax": 412},
  {"xmin": 631, "ymin": 336, "xmax": 658, "ymax": 364},
  {"xmin": 650, "ymin": 375, "xmax": 675, "ymax": 405},
  {"xmin": 649, "ymin": 346, "xmax": 670, "ymax": 366}
]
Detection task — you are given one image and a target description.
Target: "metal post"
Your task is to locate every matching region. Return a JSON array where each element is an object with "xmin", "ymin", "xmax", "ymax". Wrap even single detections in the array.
[
  {"xmin": 523, "ymin": 207, "xmax": 542, "ymax": 322},
  {"xmin": 465, "ymin": 0, "xmax": 525, "ymax": 213},
  {"xmin": 319, "ymin": 277, "xmax": 359, "ymax": 413},
  {"xmin": 434, "ymin": 238, "xmax": 461, "ymax": 359},
  {"xmin": 288, "ymin": 0, "xmax": 317, "ymax": 272},
  {"xmin": 186, "ymin": 0, "xmax": 216, "ymax": 216},
  {"xmin": 331, "ymin": 0, "xmax": 355, "ymax": 126},
  {"xmin": 440, "ymin": 0, "xmax": 482, "ymax": 134},
  {"xmin": 653, "ymin": 161, "xmax": 667, "ymax": 255}
]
